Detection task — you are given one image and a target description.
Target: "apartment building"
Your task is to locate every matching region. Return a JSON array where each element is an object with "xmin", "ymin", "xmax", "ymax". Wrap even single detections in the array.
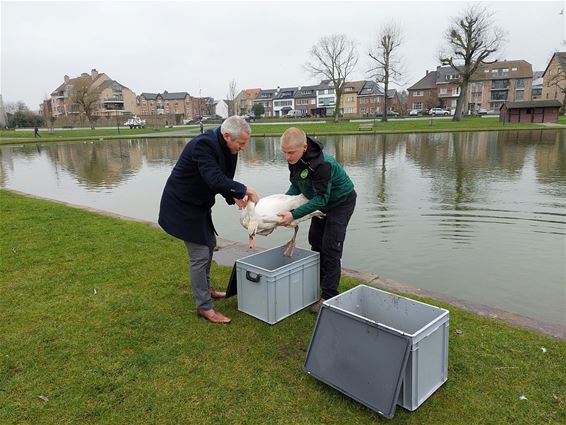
[
  {"xmin": 138, "ymin": 91, "xmax": 192, "ymax": 120},
  {"xmin": 234, "ymin": 88, "xmax": 261, "ymax": 115},
  {"xmin": 315, "ymin": 80, "xmax": 336, "ymax": 117},
  {"xmin": 436, "ymin": 66, "xmax": 461, "ymax": 110},
  {"xmin": 49, "ymin": 69, "xmax": 137, "ymax": 117},
  {"xmin": 541, "ymin": 52, "xmax": 566, "ymax": 104},
  {"xmin": 468, "ymin": 60, "xmax": 533, "ymax": 113}
]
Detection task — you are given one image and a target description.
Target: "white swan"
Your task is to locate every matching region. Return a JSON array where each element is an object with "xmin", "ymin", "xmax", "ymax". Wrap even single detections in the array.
[{"xmin": 240, "ymin": 194, "xmax": 324, "ymax": 256}]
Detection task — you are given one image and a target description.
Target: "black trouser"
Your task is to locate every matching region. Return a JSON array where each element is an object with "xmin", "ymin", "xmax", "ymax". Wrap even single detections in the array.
[{"xmin": 309, "ymin": 190, "xmax": 356, "ymax": 300}]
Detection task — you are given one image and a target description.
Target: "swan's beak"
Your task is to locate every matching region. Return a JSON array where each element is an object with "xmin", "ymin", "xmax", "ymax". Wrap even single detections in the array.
[{"xmin": 248, "ymin": 235, "xmax": 255, "ymax": 249}]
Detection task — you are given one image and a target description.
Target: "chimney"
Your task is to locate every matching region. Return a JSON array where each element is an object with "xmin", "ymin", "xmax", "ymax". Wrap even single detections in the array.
[
  {"xmin": 81, "ymin": 72, "xmax": 89, "ymax": 78},
  {"xmin": 64, "ymin": 75, "xmax": 70, "ymax": 83},
  {"xmin": 91, "ymin": 68, "xmax": 98, "ymax": 79},
  {"xmin": 426, "ymin": 70, "xmax": 429, "ymax": 75}
]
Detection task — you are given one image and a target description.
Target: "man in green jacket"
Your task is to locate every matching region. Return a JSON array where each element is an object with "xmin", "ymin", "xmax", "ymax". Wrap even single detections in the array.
[{"xmin": 277, "ymin": 127, "xmax": 356, "ymax": 313}]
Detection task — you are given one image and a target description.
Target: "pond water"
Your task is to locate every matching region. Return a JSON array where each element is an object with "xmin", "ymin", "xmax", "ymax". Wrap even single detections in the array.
[{"xmin": 1, "ymin": 130, "xmax": 565, "ymax": 327}]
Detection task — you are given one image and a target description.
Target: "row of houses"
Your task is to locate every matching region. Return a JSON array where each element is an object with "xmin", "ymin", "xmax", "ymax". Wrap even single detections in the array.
[
  {"xmin": 43, "ymin": 53, "xmax": 566, "ymax": 121},
  {"xmin": 44, "ymin": 69, "xmax": 223, "ymax": 123}
]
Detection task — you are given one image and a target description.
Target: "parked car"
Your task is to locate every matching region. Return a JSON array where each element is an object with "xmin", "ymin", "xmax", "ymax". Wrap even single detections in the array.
[
  {"xmin": 429, "ymin": 108, "xmax": 450, "ymax": 116},
  {"xmin": 183, "ymin": 116, "xmax": 203, "ymax": 125},
  {"xmin": 376, "ymin": 110, "xmax": 400, "ymax": 117},
  {"xmin": 285, "ymin": 109, "xmax": 308, "ymax": 118},
  {"xmin": 123, "ymin": 116, "xmax": 146, "ymax": 129},
  {"xmin": 202, "ymin": 114, "xmax": 224, "ymax": 122},
  {"xmin": 477, "ymin": 108, "xmax": 488, "ymax": 115},
  {"xmin": 409, "ymin": 109, "xmax": 421, "ymax": 116}
]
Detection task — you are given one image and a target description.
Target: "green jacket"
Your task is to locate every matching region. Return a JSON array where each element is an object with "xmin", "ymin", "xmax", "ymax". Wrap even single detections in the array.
[{"xmin": 286, "ymin": 137, "xmax": 354, "ymax": 219}]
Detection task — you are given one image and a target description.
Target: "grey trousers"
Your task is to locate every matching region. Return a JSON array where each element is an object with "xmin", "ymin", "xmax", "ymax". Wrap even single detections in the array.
[{"xmin": 183, "ymin": 232, "xmax": 216, "ymax": 310}]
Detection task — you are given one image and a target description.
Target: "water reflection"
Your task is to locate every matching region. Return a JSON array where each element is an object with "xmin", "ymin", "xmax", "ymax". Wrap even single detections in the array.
[{"xmin": 1, "ymin": 130, "xmax": 565, "ymax": 326}]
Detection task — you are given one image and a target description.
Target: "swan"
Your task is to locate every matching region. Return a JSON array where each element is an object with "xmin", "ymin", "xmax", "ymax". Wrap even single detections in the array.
[{"xmin": 240, "ymin": 194, "xmax": 324, "ymax": 256}]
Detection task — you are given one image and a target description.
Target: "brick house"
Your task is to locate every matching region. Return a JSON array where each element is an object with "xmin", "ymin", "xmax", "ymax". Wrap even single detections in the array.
[
  {"xmin": 49, "ymin": 69, "xmax": 137, "ymax": 117},
  {"xmin": 293, "ymin": 85, "xmax": 319, "ymax": 116},
  {"xmin": 541, "ymin": 52, "xmax": 566, "ymax": 105},
  {"xmin": 339, "ymin": 81, "xmax": 366, "ymax": 116},
  {"xmin": 252, "ymin": 89, "xmax": 278, "ymax": 117},
  {"xmin": 407, "ymin": 70, "xmax": 438, "ymax": 113},
  {"xmin": 138, "ymin": 91, "xmax": 192, "ymax": 122},
  {"xmin": 234, "ymin": 88, "xmax": 261, "ymax": 115}
]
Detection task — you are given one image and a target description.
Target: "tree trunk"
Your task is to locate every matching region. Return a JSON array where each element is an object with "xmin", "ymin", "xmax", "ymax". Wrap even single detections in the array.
[
  {"xmin": 382, "ymin": 81, "xmax": 389, "ymax": 123},
  {"xmin": 334, "ymin": 87, "xmax": 341, "ymax": 123},
  {"xmin": 452, "ymin": 79, "xmax": 469, "ymax": 121}
]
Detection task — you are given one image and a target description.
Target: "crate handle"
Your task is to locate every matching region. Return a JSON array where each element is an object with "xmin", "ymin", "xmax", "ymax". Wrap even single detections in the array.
[{"xmin": 246, "ymin": 271, "xmax": 261, "ymax": 283}]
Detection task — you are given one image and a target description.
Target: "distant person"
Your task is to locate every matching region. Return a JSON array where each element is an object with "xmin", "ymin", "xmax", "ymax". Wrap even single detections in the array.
[
  {"xmin": 34, "ymin": 127, "xmax": 40, "ymax": 138},
  {"xmin": 158, "ymin": 116, "xmax": 259, "ymax": 324},
  {"xmin": 199, "ymin": 121, "xmax": 204, "ymax": 134},
  {"xmin": 277, "ymin": 127, "xmax": 356, "ymax": 314}
]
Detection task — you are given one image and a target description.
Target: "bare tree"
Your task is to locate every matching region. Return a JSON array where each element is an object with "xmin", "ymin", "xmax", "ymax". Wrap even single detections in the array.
[
  {"xmin": 70, "ymin": 77, "xmax": 100, "ymax": 129},
  {"xmin": 305, "ymin": 34, "xmax": 358, "ymax": 122},
  {"xmin": 226, "ymin": 79, "xmax": 238, "ymax": 116},
  {"xmin": 440, "ymin": 5, "xmax": 505, "ymax": 121},
  {"xmin": 368, "ymin": 22, "xmax": 404, "ymax": 122},
  {"xmin": 545, "ymin": 58, "xmax": 566, "ymax": 108}
]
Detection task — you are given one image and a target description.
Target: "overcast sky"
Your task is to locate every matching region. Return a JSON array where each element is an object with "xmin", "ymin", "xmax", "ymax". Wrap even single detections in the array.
[{"xmin": 1, "ymin": 0, "xmax": 564, "ymax": 110}]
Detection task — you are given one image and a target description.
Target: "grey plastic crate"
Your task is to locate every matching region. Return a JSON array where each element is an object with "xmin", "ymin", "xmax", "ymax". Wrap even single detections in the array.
[
  {"xmin": 236, "ymin": 246, "xmax": 319, "ymax": 324},
  {"xmin": 304, "ymin": 285, "xmax": 449, "ymax": 418}
]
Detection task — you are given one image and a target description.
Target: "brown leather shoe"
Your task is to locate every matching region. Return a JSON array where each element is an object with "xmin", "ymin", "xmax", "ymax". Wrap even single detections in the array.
[
  {"xmin": 309, "ymin": 298, "xmax": 323, "ymax": 314},
  {"xmin": 197, "ymin": 308, "xmax": 232, "ymax": 324},
  {"xmin": 209, "ymin": 288, "xmax": 226, "ymax": 299}
]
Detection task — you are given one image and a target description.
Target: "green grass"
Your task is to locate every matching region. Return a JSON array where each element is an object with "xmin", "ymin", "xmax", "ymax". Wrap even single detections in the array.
[
  {"xmin": 1, "ymin": 190, "xmax": 565, "ymax": 424},
  {"xmin": 248, "ymin": 116, "xmax": 548, "ymax": 137},
  {"xmin": 0, "ymin": 126, "xmax": 187, "ymax": 143},
  {"xmin": 1, "ymin": 117, "xmax": 557, "ymax": 145}
]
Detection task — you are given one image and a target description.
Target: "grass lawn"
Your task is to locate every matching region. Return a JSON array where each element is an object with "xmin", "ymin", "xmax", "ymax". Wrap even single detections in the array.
[
  {"xmin": 1, "ymin": 190, "xmax": 565, "ymax": 424},
  {"xmin": 1, "ymin": 117, "xmax": 556, "ymax": 145},
  {"xmin": 248, "ymin": 116, "xmax": 547, "ymax": 136},
  {"xmin": 0, "ymin": 126, "xmax": 187, "ymax": 143}
]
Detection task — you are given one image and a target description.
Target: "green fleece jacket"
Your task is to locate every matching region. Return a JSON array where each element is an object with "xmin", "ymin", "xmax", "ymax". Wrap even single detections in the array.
[{"xmin": 286, "ymin": 137, "xmax": 354, "ymax": 219}]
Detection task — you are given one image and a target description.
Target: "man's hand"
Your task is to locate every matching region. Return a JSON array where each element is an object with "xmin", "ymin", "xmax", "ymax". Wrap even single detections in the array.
[
  {"xmin": 246, "ymin": 186, "xmax": 260, "ymax": 204},
  {"xmin": 234, "ymin": 195, "xmax": 248, "ymax": 209},
  {"xmin": 277, "ymin": 211, "xmax": 294, "ymax": 226}
]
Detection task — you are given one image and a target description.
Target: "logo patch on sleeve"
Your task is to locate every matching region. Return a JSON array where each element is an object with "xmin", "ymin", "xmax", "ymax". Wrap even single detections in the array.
[{"xmin": 300, "ymin": 169, "xmax": 309, "ymax": 179}]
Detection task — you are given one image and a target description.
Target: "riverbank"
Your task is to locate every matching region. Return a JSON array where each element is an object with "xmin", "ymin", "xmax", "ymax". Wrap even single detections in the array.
[
  {"xmin": 1, "ymin": 189, "xmax": 564, "ymax": 424},
  {"xmin": 1, "ymin": 116, "xmax": 562, "ymax": 145}
]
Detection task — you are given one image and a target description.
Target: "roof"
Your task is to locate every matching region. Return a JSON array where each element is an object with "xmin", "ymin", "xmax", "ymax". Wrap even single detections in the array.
[
  {"xmin": 358, "ymin": 80, "xmax": 384, "ymax": 96},
  {"xmin": 140, "ymin": 92, "xmax": 158, "ymax": 100},
  {"xmin": 274, "ymin": 87, "xmax": 298, "ymax": 99},
  {"xmin": 294, "ymin": 85, "xmax": 319, "ymax": 98},
  {"xmin": 502, "ymin": 100, "xmax": 562, "ymax": 109},
  {"xmin": 239, "ymin": 88, "xmax": 262, "ymax": 100},
  {"xmin": 436, "ymin": 65, "xmax": 462, "ymax": 84},
  {"xmin": 472, "ymin": 60, "xmax": 533, "ymax": 80},
  {"xmin": 407, "ymin": 71, "xmax": 438, "ymax": 91},
  {"xmin": 342, "ymin": 80, "xmax": 366, "ymax": 94},
  {"xmin": 255, "ymin": 89, "xmax": 278, "ymax": 100},
  {"xmin": 50, "ymin": 71, "xmax": 108, "ymax": 96},
  {"xmin": 542, "ymin": 52, "xmax": 566, "ymax": 77},
  {"xmin": 161, "ymin": 91, "xmax": 190, "ymax": 100},
  {"xmin": 386, "ymin": 88, "xmax": 398, "ymax": 98}
]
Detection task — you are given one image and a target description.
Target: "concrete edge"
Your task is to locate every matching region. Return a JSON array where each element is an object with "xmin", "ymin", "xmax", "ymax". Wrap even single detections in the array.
[{"xmin": 3, "ymin": 188, "xmax": 565, "ymax": 340}]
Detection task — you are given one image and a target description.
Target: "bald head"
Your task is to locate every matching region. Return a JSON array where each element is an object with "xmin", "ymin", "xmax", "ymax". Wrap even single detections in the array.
[{"xmin": 280, "ymin": 127, "xmax": 308, "ymax": 165}]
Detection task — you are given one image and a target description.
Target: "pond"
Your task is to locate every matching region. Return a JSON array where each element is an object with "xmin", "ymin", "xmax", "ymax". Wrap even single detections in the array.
[{"xmin": 1, "ymin": 130, "xmax": 565, "ymax": 327}]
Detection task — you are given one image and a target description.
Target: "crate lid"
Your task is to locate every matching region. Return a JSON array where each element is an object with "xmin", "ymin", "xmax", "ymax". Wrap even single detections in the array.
[{"xmin": 304, "ymin": 306, "xmax": 411, "ymax": 419}]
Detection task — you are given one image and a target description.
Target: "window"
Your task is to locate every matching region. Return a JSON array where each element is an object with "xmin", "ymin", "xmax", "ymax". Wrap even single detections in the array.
[
  {"xmin": 492, "ymin": 80, "xmax": 509, "ymax": 90},
  {"xmin": 415, "ymin": 90, "xmax": 423, "ymax": 96},
  {"xmin": 515, "ymin": 90, "xmax": 524, "ymax": 101},
  {"xmin": 512, "ymin": 67, "xmax": 518, "ymax": 71},
  {"xmin": 413, "ymin": 102, "xmax": 422, "ymax": 109},
  {"xmin": 344, "ymin": 107, "xmax": 354, "ymax": 113},
  {"xmin": 359, "ymin": 97, "xmax": 368, "ymax": 104},
  {"xmin": 440, "ymin": 88, "xmax": 448, "ymax": 95},
  {"xmin": 452, "ymin": 87, "xmax": 460, "ymax": 96},
  {"xmin": 516, "ymin": 78, "xmax": 528, "ymax": 88},
  {"xmin": 346, "ymin": 96, "xmax": 354, "ymax": 102}
]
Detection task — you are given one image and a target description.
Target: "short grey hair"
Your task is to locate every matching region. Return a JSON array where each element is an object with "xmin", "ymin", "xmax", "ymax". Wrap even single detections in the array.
[{"xmin": 220, "ymin": 116, "xmax": 251, "ymax": 138}]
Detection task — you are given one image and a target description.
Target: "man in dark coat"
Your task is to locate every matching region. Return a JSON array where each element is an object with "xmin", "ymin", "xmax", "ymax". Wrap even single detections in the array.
[
  {"xmin": 277, "ymin": 127, "xmax": 356, "ymax": 314},
  {"xmin": 159, "ymin": 116, "xmax": 259, "ymax": 324}
]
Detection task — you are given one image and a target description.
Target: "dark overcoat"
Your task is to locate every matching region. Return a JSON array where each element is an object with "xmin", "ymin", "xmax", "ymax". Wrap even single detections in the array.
[{"xmin": 158, "ymin": 128, "xmax": 246, "ymax": 246}]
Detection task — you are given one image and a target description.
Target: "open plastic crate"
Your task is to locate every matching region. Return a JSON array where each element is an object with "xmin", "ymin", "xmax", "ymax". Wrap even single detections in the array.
[
  {"xmin": 304, "ymin": 285, "xmax": 449, "ymax": 418},
  {"xmin": 236, "ymin": 246, "xmax": 319, "ymax": 324}
]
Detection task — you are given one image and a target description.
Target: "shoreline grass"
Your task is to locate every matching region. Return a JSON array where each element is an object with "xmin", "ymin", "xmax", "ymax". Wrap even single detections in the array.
[
  {"xmin": 1, "ymin": 117, "xmax": 562, "ymax": 145},
  {"xmin": 1, "ymin": 190, "xmax": 565, "ymax": 424}
]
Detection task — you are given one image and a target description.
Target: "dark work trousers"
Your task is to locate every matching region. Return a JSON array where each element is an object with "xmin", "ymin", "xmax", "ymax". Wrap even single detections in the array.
[{"xmin": 308, "ymin": 190, "xmax": 357, "ymax": 300}]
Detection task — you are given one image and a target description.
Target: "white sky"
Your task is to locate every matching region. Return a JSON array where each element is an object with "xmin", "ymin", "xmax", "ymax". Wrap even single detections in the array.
[{"xmin": 1, "ymin": 0, "xmax": 565, "ymax": 110}]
